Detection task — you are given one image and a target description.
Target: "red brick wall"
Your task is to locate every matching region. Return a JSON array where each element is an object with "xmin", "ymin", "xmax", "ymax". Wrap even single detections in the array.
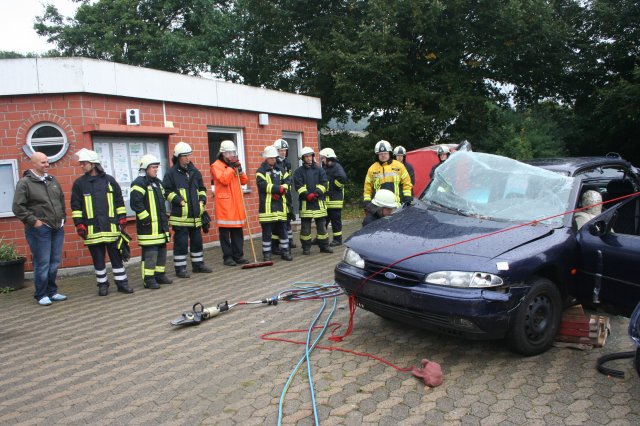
[{"xmin": 0, "ymin": 93, "xmax": 319, "ymax": 271}]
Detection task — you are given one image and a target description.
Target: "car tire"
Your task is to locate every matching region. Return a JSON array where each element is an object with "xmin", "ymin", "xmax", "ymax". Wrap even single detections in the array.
[{"xmin": 507, "ymin": 277, "xmax": 562, "ymax": 356}]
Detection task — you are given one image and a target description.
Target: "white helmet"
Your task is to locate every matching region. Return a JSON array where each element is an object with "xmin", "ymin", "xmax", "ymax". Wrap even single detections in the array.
[
  {"xmin": 262, "ymin": 146, "xmax": 278, "ymax": 158},
  {"xmin": 76, "ymin": 148, "xmax": 101, "ymax": 164},
  {"xmin": 300, "ymin": 147, "xmax": 315, "ymax": 158},
  {"xmin": 219, "ymin": 140, "xmax": 237, "ymax": 154},
  {"xmin": 139, "ymin": 154, "xmax": 160, "ymax": 170},
  {"xmin": 393, "ymin": 146, "xmax": 407, "ymax": 156},
  {"xmin": 273, "ymin": 138, "xmax": 289, "ymax": 150},
  {"xmin": 372, "ymin": 189, "xmax": 397, "ymax": 208},
  {"xmin": 174, "ymin": 141, "xmax": 192, "ymax": 157},
  {"xmin": 374, "ymin": 140, "xmax": 392, "ymax": 154},
  {"xmin": 319, "ymin": 148, "xmax": 337, "ymax": 159},
  {"xmin": 437, "ymin": 145, "xmax": 450, "ymax": 156}
]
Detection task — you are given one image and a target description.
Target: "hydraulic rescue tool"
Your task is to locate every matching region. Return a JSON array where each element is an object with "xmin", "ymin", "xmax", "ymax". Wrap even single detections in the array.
[{"xmin": 170, "ymin": 297, "xmax": 279, "ymax": 326}]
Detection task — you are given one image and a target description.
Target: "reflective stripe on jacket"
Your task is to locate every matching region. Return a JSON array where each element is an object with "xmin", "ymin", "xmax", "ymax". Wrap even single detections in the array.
[
  {"xmin": 323, "ymin": 160, "xmax": 348, "ymax": 209},
  {"xmin": 293, "ymin": 162, "xmax": 328, "ymax": 219},
  {"xmin": 211, "ymin": 159, "xmax": 248, "ymax": 228},
  {"xmin": 130, "ymin": 175, "xmax": 170, "ymax": 246},
  {"xmin": 256, "ymin": 161, "xmax": 288, "ymax": 223},
  {"xmin": 363, "ymin": 159, "xmax": 412, "ymax": 206},
  {"xmin": 71, "ymin": 172, "xmax": 126, "ymax": 245},
  {"xmin": 162, "ymin": 162, "xmax": 207, "ymax": 228}
]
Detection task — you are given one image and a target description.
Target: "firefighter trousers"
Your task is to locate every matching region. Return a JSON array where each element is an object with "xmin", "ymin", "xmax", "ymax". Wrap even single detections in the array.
[
  {"xmin": 173, "ymin": 226, "xmax": 204, "ymax": 269},
  {"xmin": 141, "ymin": 245, "xmax": 167, "ymax": 279},
  {"xmin": 88, "ymin": 242, "xmax": 128, "ymax": 288}
]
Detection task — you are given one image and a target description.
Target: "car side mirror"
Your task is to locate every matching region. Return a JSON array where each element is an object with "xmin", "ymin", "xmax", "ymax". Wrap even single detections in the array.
[{"xmin": 588, "ymin": 220, "xmax": 607, "ymax": 236}]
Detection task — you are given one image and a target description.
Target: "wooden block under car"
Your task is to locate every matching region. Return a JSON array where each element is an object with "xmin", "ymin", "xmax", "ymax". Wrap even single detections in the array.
[{"xmin": 553, "ymin": 305, "xmax": 610, "ymax": 349}]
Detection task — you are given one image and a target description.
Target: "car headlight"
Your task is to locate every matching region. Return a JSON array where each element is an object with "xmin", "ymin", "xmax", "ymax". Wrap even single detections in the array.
[
  {"xmin": 425, "ymin": 271, "xmax": 503, "ymax": 288},
  {"xmin": 343, "ymin": 248, "xmax": 365, "ymax": 269}
]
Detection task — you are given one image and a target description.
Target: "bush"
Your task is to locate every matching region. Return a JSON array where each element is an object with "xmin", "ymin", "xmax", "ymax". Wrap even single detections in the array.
[{"xmin": 0, "ymin": 239, "xmax": 22, "ymax": 261}]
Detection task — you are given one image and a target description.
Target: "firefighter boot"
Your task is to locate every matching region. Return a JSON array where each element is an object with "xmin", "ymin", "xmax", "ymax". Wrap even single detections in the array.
[
  {"xmin": 271, "ymin": 240, "xmax": 282, "ymax": 256},
  {"xmin": 319, "ymin": 243, "xmax": 334, "ymax": 254},
  {"xmin": 155, "ymin": 274, "xmax": 173, "ymax": 285},
  {"xmin": 192, "ymin": 262, "xmax": 213, "ymax": 273},
  {"xmin": 263, "ymin": 251, "xmax": 272, "ymax": 262},
  {"xmin": 144, "ymin": 276, "xmax": 160, "ymax": 289},
  {"xmin": 281, "ymin": 250, "xmax": 293, "ymax": 261},
  {"xmin": 98, "ymin": 283, "xmax": 109, "ymax": 296},
  {"xmin": 117, "ymin": 281, "xmax": 134, "ymax": 294},
  {"xmin": 302, "ymin": 243, "xmax": 311, "ymax": 256},
  {"xmin": 329, "ymin": 237, "xmax": 342, "ymax": 247},
  {"xmin": 175, "ymin": 266, "xmax": 190, "ymax": 279}
]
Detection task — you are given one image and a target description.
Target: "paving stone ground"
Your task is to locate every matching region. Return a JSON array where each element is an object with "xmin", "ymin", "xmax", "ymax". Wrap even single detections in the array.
[{"xmin": 1, "ymin": 220, "xmax": 639, "ymax": 425}]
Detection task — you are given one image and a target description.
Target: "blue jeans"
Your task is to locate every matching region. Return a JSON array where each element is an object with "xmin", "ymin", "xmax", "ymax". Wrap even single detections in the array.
[{"xmin": 25, "ymin": 225, "xmax": 65, "ymax": 300}]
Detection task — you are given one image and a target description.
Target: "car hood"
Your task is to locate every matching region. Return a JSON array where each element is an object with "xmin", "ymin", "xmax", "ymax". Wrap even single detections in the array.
[{"xmin": 347, "ymin": 205, "xmax": 556, "ymax": 266}]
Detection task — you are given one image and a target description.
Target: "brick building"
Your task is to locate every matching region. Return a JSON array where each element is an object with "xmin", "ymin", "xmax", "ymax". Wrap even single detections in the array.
[{"xmin": 0, "ymin": 57, "xmax": 321, "ymax": 271}]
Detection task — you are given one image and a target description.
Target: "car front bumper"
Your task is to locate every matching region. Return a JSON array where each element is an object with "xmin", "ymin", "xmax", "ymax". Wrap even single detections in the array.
[{"xmin": 335, "ymin": 262, "xmax": 529, "ymax": 340}]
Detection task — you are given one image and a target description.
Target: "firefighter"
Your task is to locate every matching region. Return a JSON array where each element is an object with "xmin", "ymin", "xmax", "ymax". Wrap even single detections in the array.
[
  {"xmin": 430, "ymin": 145, "xmax": 451, "ymax": 180},
  {"xmin": 210, "ymin": 140, "xmax": 249, "ymax": 266},
  {"xmin": 319, "ymin": 147, "xmax": 348, "ymax": 247},
  {"xmin": 257, "ymin": 145, "xmax": 293, "ymax": 261},
  {"xmin": 362, "ymin": 189, "xmax": 398, "ymax": 227},
  {"xmin": 393, "ymin": 146, "xmax": 415, "ymax": 196},
  {"xmin": 363, "ymin": 140, "xmax": 413, "ymax": 208},
  {"xmin": 130, "ymin": 154, "xmax": 172, "ymax": 289},
  {"xmin": 272, "ymin": 138, "xmax": 296, "ymax": 252},
  {"xmin": 71, "ymin": 149, "xmax": 133, "ymax": 296},
  {"xmin": 162, "ymin": 141, "xmax": 212, "ymax": 278},
  {"xmin": 293, "ymin": 147, "xmax": 332, "ymax": 255}
]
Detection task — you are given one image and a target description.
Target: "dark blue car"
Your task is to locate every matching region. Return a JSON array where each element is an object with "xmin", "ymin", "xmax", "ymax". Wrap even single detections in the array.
[{"xmin": 335, "ymin": 151, "xmax": 640, "ymax": 355}]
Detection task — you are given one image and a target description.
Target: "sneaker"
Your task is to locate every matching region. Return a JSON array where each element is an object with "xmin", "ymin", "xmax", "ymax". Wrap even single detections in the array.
[
  {"xmin": 38, "ymin": 296, "xmax": 52, "ymax": 306},
  {"xmin": 50, "ymin": 293, "xmax": 67, "ymax": 301}
]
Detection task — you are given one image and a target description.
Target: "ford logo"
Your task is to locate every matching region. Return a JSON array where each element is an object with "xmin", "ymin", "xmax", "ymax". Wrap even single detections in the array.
[{"xmin": 384, "ymin": 272, "xmax": 397, "ymax": 280}]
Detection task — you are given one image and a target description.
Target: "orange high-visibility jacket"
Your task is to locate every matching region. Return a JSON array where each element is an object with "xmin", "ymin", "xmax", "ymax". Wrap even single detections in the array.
[{"xmin": 211, "ymin": 159, "xmax": 249, "ymax": 228}]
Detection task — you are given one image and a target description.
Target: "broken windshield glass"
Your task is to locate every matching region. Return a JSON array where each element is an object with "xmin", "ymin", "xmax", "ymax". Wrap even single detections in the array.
[{"xmin": 422, "ymin": 151, "xmax": 575, "ymax": 226}]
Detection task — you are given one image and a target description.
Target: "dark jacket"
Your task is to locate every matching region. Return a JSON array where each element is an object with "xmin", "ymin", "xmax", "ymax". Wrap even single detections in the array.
[
  {"xmin": 71, "ymin": 172, "xmax": 126, "ymax": 245},
  {"xmin": 12, "ymin": 170, "xmax": 66, "ymax": 229},
  {"xmin": 162, "ymin": 162, "xmax": 207, "ymax": 227},
  {"xmin": 362, "ymin": 202, "xmax": 385, "ymax": 227},
  {"xmin": 323, "ymin": 160, "xmax": 348, "ymax": 209},
  {"xmin": 276, "ymin": 156, "xmax": 294, "ymax": 215},
  {"xmin": 130, "ymin": 174, "xmax": 170, "ymax": 246},
  {"xmin": 256, "ymin": 161, "xmax": 289, "ymax": 223},
  {"xmin": 404, "ymin": 161, "xmax": 415, "ymax": 196},
  {"xmin": 293, "ymin": 161, "xmax": 328, "ymax": 219}
]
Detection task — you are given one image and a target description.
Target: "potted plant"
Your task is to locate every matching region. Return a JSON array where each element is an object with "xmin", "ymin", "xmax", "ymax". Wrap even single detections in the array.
[{"xmin": 0, "ymin": 238, "xmax": 26, "ymax": 291}]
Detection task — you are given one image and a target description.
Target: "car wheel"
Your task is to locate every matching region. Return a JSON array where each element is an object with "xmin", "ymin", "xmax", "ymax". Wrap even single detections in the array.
[{"xmin": 507, "ymin": 277, "xmax": 562, "ymax": 356}]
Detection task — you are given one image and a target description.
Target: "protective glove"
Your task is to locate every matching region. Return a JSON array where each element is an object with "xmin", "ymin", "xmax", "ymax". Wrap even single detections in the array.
[
  {"xmin": 272, "ymin": 193, "xmax": 281, "ymax": 201},
  {"xmin": 76, "ymin": 224, "xmax": 88, "ymax": 239},
  {"xmin": 402, "ymin": 196, "xmax": 413, "ymax": 207},
  {"xmin": 287, "ymin": 212, "xmax": 296, "ymax": 222},
  {"xmin": 118, "ymin": 218, "xmax": 127, "ymax": 231},
  {"xmin": 306, "ymin": 193, "xmax": 318, "ymax": 202},
  {"xmin": 314, "ymin": 189, "xmax": 322, "ymax": 196},
  {"xmin": 279, "ymin": 186, "xmax": 286, "ymax": 194}
]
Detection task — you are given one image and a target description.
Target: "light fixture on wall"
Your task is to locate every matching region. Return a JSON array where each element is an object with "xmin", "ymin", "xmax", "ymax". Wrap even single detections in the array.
[
  {"xmin": 258, "ymin": 113, "xmax": 269, "ymax": 126},
  {"xmin": 126, "ymin": 109, "xmax": 141, "ymax": 126}
]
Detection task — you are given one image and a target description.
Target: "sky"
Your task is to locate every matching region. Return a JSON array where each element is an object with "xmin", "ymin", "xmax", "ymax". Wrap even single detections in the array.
[{"xmin": 0, "ymin": 0, "xmax": 80, "ymax": 54}]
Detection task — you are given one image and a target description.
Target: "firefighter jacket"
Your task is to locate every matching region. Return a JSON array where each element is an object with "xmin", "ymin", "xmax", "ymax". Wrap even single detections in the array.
[
  {"xmin": 210, "ymin": 159, "xmax": 248, "ymax": 228},
  {"xmin": 363, "ymin": 159, "xmax": 412, "ymax": 206},
  {"xmin": 71, "ymin": 172, "xmax": 127, "ymax": 245},
  {"xmin": 256, "ymin": 161, "xmax": 289, "ymax": 223},
  {"xmin": 322, "ymin": 160, "xmax": 348, "ymax": 209},
  {"xmin": 276, "ymin": 156, "xmax": 294, "ymax": 212},
  {"xmin": 12, "ymin": 170, "xmax": 66, "ymax": 229},
  {"xmin": 130, "ymin": 174, "xmax": 170, "ymax": 246},
  {"xmin": 293, "ymin": 161, "xmax": 328, "ymax": 219},
  {"xmin": 162, "ymin": 162, "xmax": 207, "ymax": 228}
]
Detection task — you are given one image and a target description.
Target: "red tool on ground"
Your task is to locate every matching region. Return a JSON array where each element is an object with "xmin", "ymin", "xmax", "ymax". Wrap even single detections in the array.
[{"xmin": 237, "ymin": 172, "xmax": 273, "ymax": 269}]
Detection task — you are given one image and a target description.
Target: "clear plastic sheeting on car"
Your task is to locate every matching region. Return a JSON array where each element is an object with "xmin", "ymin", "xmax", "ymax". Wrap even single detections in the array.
[{"xmin": 422, "ymin": 151, "xmax": 575, "ymax": 226}]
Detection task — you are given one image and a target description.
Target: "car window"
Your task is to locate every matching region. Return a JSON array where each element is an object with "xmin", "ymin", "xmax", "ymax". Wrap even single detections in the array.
[
  {"xmin": 611, "ymin": 197, "xmax": 640, "ymax": 236},
  {"xmin": 422, "ymin": 151, "xmax": 574, "ymax": 225}
]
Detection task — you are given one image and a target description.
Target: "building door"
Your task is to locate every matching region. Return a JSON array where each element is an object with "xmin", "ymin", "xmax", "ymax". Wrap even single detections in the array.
[{"xmin": 282, "ymin": 132, "xmax": 302, "ymax": 215}]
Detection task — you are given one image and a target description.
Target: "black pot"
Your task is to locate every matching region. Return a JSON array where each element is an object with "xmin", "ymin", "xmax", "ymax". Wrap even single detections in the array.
[{"xmin": 0, "ymin": 257, "xmax": 26, "ymax": 290}]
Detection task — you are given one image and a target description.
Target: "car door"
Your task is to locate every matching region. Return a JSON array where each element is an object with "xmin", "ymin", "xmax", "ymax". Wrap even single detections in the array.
[{"xmin": 576, "ymin": 194, "xmax": 640, "ymax": 315}]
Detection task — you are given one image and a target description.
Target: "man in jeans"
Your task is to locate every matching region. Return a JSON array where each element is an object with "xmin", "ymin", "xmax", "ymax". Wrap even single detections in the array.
[{"xmin": 12, "ymin": 152, "xmax": 67, "ymax": 306}]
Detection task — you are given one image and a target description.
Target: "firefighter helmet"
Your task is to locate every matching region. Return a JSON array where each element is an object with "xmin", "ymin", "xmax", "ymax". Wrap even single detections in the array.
[
  {"xmin": 76, "ymin": 148, "xmax": 101, "ymax": 164},
  {"xmin": 273, "ymin": 138, "xmax": 289, "ymax": 150},
  {"xmin": 139, "ymin": 154, "xmax": 160, "ymax": 170},
  {"xmin": 437, "ymin": 145, "xmax": 450, "ymax": 156},
  {"xmin": 262, "ymin": 146, "xmax": 278, "ymax": 158},
  {"xmin": 374, "ymin": 140, "xmax": 392, "ymax": 154},
  {"xmin": 393, "ymin": 146, "xmax": 407, "ymax": 156},
  {"xmin": 319, "ymin": 148, "xmax": 337, "ymax": 159},
  {"xmin": 300, "ymin": 146, "xmax": 315, "ymax": 158},
  {"xmin": 174, "ymin": 141, "xmax": 192, "ymax": 157},
  {"xmin": 372, "ymin": 189, "xmax": 397, "ymax": 208},
  {"xmin": 219, "ymin": 140, "xmax": 237, "ymax": 154}
]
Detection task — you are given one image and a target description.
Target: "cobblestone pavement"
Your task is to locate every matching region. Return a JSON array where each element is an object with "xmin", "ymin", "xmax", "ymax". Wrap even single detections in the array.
[{"xmin": 1, "ymin": 221, "xmax": 639, "ymax": 425}]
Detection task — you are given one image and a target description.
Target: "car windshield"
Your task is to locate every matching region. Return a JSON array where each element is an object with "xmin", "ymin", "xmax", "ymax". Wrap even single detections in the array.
[{"xmin": 422, "ymin": 151, "xmax": 575, "ymax": 226}]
